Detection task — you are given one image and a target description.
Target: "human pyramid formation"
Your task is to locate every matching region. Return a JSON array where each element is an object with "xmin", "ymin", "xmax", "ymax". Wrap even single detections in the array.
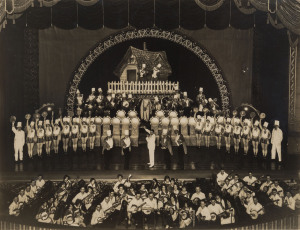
[
  {"xmin": 10, "ymin": 86, "xmax": 283, "ymax": 165},
  {"xmin": 8, "ymin": 172, "xmax": 299, "ymax": 229}
]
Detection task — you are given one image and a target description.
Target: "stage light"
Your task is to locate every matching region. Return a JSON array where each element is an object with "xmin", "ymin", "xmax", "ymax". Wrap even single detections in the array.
[
  {"xmin": 47, "ymin": 107, "xmax": 52, "ymax": 111},
  {"xmin": 244, "ymin": 107, "xmax": 249, "ymax": 111}
]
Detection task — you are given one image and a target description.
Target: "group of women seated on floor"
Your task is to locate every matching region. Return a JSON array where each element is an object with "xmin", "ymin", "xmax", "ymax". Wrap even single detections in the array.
[{"xmin": 8, "ymin": 172, "xmax": 299, "ymax": 229}]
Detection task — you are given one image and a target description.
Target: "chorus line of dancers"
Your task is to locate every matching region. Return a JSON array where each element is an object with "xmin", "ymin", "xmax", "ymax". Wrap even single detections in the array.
[{"xmin": 9, "ymin": 172, "xmax": 299, "ymax": 229}]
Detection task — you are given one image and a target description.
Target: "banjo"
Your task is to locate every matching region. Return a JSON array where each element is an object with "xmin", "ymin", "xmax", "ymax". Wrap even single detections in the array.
[{"xmin": 129, "ymin": 202, "xmax": 146, "ymax": 214}]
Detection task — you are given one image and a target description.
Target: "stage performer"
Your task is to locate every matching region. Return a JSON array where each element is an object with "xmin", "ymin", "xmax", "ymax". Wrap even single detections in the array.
[
  {"xmin": 233, "ymin": 119, "xmax": 242, "ymax": 154},
  {"xmin": 80, "ymin": 118, "xmax": 89, "ymax": 152},
  {"xmin": 26, "ymin": 120, "xmax": 36, "ymax": 159},
  {"xmin": 52, "ymin": 118, "xmax": 61, "ymax": 154},
  {"xmin": 140, "ymin": 98, "xmax": 151, "ymax": 122},
  {"xmin": 44, "ymin": 119, "xmax": 53, "ymax": 156},
  {"xmin": 12, "ymin": 121, "xmax": 25, "ymax": 162},
  {"xmin": 224, "ymin": 118, "xmax": 233, "ymax": 153},
  {"xmin": 121, "ymin": 130, "xmax": 131, "ymax": 170},
  {"xmin": 102, "ymin": 130, "xmax": 113, "ymax": 170},
  {"xmin": 260, "ymin": 122, "xmax": 271, "ymax": 159},
  {"xmin": 91, "ymin": 204, "xmax": 105, "ymax": 226},
  {"xmin": 152, "ymin": 63, "xmax": 161, "ymax": 79},
  {"xmin": 181, "ymin": 92, "xmax": 193, "ymax": 117},
  {"xmin": 88, "ymin": 118, "xmax": 96, "ymax": 150},
  {"xmin": 71, "ymin": 118, "xmax": 80, "ymax": 153},
  {"xmin": 36, "ymin": 120, "xmax": 45, "ymax": 157},
  {"xmin": 139, "ymin": 63, "xmax": 147, "ymax": 80},
  {"xmin": 174, "ymin": 128, "xmax": 187, "ymax": 170},
  {"xmin": 203, "ymin": 117, "xmax": 214, "ymax": 148},
  {"xmin": 196, "ymin": 87, "xmax": 206, "ymax": 106},
  {"xmin": 241, "ymin": 119, "xmax": 251, "ymax": 155},
  {"xmin": 251, "ymin": 120, "xmax": 261, "ymax": 157},
  {"xmin": 271, "ymin": 120, "xmax": 283, "ymax": 162},
  {"xmin": 160, "ymin": 129, "xmax": 173, "ymax": 170},
  {"xmin": 60, "ymin": 117, "xmax": 71, "ymax": 154},
  {"xmin": 215, "ymin": 116, "xmax": 225, "ymax": 150},
  {"xmin": 194, "ymin": 115, "xmax": 204, "ymax": 148},
  {"xmin": 144, "ymin": 127, "xmax": 156, "ymax": 168}
]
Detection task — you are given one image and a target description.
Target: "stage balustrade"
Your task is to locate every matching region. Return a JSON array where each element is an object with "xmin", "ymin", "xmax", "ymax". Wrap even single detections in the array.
[
  {"xmin": 107, "ymin": 81, "xmax": 179, "ymax": 94},
  {"xmin": 0, "ymin": 214, "xmax": 299, "ymax": 230}
]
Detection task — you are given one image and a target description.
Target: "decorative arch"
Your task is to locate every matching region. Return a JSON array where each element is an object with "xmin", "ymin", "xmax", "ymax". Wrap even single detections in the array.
[{"xmin": 66, "ymin": 28, "xmax": 231, "ymax": 114}]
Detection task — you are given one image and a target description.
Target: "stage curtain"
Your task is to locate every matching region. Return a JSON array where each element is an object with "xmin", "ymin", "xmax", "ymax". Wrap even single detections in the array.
[
  {"xmin": 78, "ymin": 0, "xmax": 103, "ymax": 30},
  {"xmin": 52, "ymin": 0, "xmax": 77, "ymax": 29},
  {"xmin": 180, "ymin": 0, "xmax": 205, "ymax": 30},
  {"xmin": 231, "ymin": 0, "xmax": 254, "ymax": 29},
  {"xmin": 103, "ymin": 0, "xmax": 128, "ymax": 29},
  {"xmin": 194, "ymin": 0, "xmax": 225, "ymax": 11},
  {"xmin": 206, "ymin": 0, "xmax": 230, "ymax": 30},
  {"xmin": 155, "ymin": 0, "xmax": 179, "ymax": 30},
  {"xmin": 129, "ymin": 0, "xmax": 154, "ymax": 29}
]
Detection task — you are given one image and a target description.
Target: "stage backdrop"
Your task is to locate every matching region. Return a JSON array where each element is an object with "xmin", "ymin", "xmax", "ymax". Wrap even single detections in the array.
[{"xmin": 39, "ymin": 27, "xmax": 253, "ymax": 109}]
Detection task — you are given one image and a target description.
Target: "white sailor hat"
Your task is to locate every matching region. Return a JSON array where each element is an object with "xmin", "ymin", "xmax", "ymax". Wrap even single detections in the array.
[
  {"xmin": 76, "ymin": 89, "xmax": 80, "ymax": 94},
  {"xmin": 173, "ymin": 126, "xmax": 178, "ymax": 131},
  {"xmin": 142, "ymin": 63, "xmax": 146, "ymax": 68},
  {"xmin": 234, "ymin": 118, "xmax": 240, "ymax": 124},
  {"xmin": 263, "ymin": 122, "xmax": 268, "ymax": 128},
  {"xmin": 254, "ymin": 120, "xmax": 259, "ymax": 126},
  {"xmin": 55, "ymin": 119, "xmax": 60, "ymax": 125},
  {"xmin": 199, "ymin": 105, "xmax": 203, "ymax": 112},
  {"xmin": 30, "ymin": 121, "xmax": 35, "ymax": 127},
  {"xmin": 38, "ymin": 120, "xmax": 43, "ymax": 126},
  {"xmin": 217, "ymin": 116, "xmax": 224, "ymax": 124},
  {"xmin": 157, "ymin": 63, "xmax": 162, "ymax": 68},
  {"xmin": 154, "ymin": 96, "xmax": 159, "ymax": 102},
  {"xmin": 204, "ymin": 99, "xmax": 208, "ymax": 104},
  {"xmin": 122, "ymin": 93, "xmax": 126, "ymax": 97},
  {"xmin": 63, "ymin": 117, "xmax": 68, "ymax": 123},
  {"xmin": 98, "ymin": 88, "xmax": 102, "ymax": 92},
  {"xmin": 243, "ymin": 119, "xmax": 250, "ymax": 126},
  {"xmin": 183, "ymin": 92, "xmax": 187, "ymax": 97},
  {"xmin": 128, "ymin": 94, "xmax": 132, "ymax": 98},
  {"xmin": 199, "ymin": 87, "xmax": 203, "ymax": 92},
  {"xmin": 107, "ymin": 89, "xmax": 112, "ymax": 94},
  {"xmin": 162, "ymin": 129, "xmax": 168, "ymax": 135},
  {"xmin": 82, "ymin": 117, "xmax": 87, "ymax": 123},
  {"xmin": 206, "ymin": 116, "xmax": 211, "ymax": 122},
  {"xmin": 112, "ymin": 93, "xmax": 115, "ymax": 98},
  {"xmin": 274, "ymin": 120, "xmax": 279, "ymax": 126},
  {"xmin": 124, "ymin": 130, "xmax": 129, "ymax": 135},
  {"xmin": 174, "ymin": 94, "xmax": 178, "ymax": 99},
  {"xmin": 90, "ymin": 118, "xmax": 95, "ymax": 123},
  {"xmin": 17, "ymin": 122, "xmax": 22, "ymax": 128},
  {"xmin": 107, "ymin": 130, "xmax": 112, "ymax": 136},
  {"xmin": 45, "ymin": 120, "xmax": 50, "ymax": 125},
  {"xmin": 208, "ymin": 98, "xmax": 213, "ymax": 103},
  {"xmin": 197, "ymin": 115, "xmax": 201, "ymax": 119},
  {"xmin": 226, "ymin": 118, "xmax": 231, "ymax": 123},
  {"xmin": 91, "ymin": 88, "xmax": 95, "ymax": 92},
  {"xmin": 72, "ymin": 117, "xmax": 76, "ymax": 123}
]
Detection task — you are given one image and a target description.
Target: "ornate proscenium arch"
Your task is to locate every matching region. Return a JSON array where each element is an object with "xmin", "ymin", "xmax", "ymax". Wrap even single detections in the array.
[{"xmin": 66, "ymin": 28, "xmax": 231, "ymax": 114}]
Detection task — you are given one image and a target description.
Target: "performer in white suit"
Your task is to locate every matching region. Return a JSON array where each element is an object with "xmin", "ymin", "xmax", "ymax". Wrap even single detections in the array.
[
  {"xmin": 12, "ymin": 121, "xmax": 25, "ymax": 162},
  {"xmin": 271, "ymin": 120, "xmax": 283, "ymax": 162},
  {"xmin": 144, "ymin": 127, "xmax": 156, "ymax": 168}
]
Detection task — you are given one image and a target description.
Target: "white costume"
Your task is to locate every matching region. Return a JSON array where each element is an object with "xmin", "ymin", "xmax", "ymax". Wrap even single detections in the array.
[
  {"xmin": 12, "ymin": 122, "xmax": 25, "ymax": 161},
  {"xmin": 271, "ymin": 121, "xmax": 283, "ymax": 162},
  {"xmin": 145, "ymin": 129, "xmax": 156, "ymax": 167}
]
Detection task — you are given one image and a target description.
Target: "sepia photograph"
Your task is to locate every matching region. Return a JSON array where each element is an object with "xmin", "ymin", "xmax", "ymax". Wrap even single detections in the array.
[{"xmin": 0, "ymin": 0, "xmax": 299, "ymax": 229}]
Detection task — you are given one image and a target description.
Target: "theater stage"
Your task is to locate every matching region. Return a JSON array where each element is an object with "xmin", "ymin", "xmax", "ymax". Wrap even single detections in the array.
[{"xmin": 0, "ymin": 144, "xmax": 299, "ymax": 182}]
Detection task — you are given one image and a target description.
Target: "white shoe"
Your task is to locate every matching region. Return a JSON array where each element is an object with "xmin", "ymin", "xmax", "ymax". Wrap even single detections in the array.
[
  {"xmin": 147, "ymin": 163, "xmax": 151, "ymax": 165},
  {"xmin": 149, "ymin": 165, "xmax": 154, "ymax": 168}
]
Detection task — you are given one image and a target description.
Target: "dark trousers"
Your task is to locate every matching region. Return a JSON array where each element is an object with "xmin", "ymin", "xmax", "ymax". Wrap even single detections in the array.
[
  {"xmin": 144, "ymin": 212, "xmax": 156, "ymax": 226},
  {"xmin": 104, "ymin": 149, "xmax": 111, "ymax": 170},
  {"xmin": 178, "ymin": 145, "xmax": 185, "ymax": 170},
  {"xmin": 123, "ymin": 147, "xmax": 131, "ymax": 170},
  {"xmin": 163, "ymin": 148, "xmax": 171, "ymax": 170},
  {"xmin": 132, "ymin": 211, "xmax": 143, "ymax": 228}
]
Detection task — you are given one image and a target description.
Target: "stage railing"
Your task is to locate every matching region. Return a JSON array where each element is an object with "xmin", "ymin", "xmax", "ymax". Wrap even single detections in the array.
[
  {"xmin": 108, "ymin": 81, "xmax": 179, "ymax": 94},
  {"xmin": 0, "ymin": 214, "xmax": 299, "ymax": 229}
]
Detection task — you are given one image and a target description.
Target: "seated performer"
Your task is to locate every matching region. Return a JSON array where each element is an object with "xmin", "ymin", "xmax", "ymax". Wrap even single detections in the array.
[
  {"xmin": 72, "ymin": 187, "xmax": 88, "ymax": 203},
  {"xmin": 260, "ymin": 175, "xmax": 273, "ymax": 191},
  {"xmin": 221, "ymin": 201, "xmax": 235, "ymax": 225},
  {"xmin": 196, "ymin": 200, "xmax": 211, "ymax": 222},
  {"xmin": 113, "ymin": 174, "xmax": 131, "ymax": 193},
  {"xmin": 246, "ymin": 197, "xmax": 264, "ymax": 219},
  {"xmin": 30, "ymin": 180, "xmax": 38, "ymax": 194},
  {"xmin": 127, "ymin": 192, "xmax": 145, "ymax": 227},
  {"xmin": 25, "ymin": 185, "xmax": 35, "ymax": 201},
  {"xmin": 267, "ymin": 180, "xmax": 284, "ymax": 197},
  {"xmin": 179, "ymin": 202, "xmax": 193, "ymax": 229},
  {"xmin": 191, "ymin": 186, "xmax": 206, "ymax": 202},
  {"xmin": 243, "ymin": 172, "xmax": 258, "ymax": 186},
  {"xmin": 269, "ymin": 189, "xmax": 283, "ymax": 207},
  {"xmin": 36, "ymin": 174, "xmax": 45, "ymax": 191},
  {"xmin": 207, "ymin": 197, "xmax": 224, "ymax": 222},
  {"xmin": 216, "ymin": 169, "xmax": 229, "ymax": 187},
  {"xmin": 18, "ymin": 189, "xmax": 28, "ymax": 207},
  {"xmin": 91, "ymin": 204, "xmax": 105, "ymax": 225},
  {"xmin": 164, "ymin": 194, "xmax": 180, "ymax": 229},
  {"xmin": 284, "ymin": 191, "xmax": 295, "ymax": 210},
  {"xmin": 143, "ymin": 192, "xmax": 158, "ymax": 229},
  {"xmin": 9, "ymin": 196, "xmax": 21, "ymax": 216},
  {"xmin": 36, "ymin": 201, "xmax": 53, "ymax": 224}
]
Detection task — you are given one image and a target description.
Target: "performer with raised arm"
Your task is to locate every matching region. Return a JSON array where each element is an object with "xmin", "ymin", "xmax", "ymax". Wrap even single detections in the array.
[
  {"xmin": 194, "ymin": 114, "xmax": 205, "ymax": 148},
  {"xmin": 26, "ymin": 119, "xmax": 35, "ymax": 159},
  {"xmin": 80, "ymin": 117, "xmax": 89, "ymax": 152},
  {"xmin": 260, "ymin": 121, "xmax": 271, "ymax": 159},
  {"xmin": 160, "ymin": 129, "xmax": 173, "ymax": 170},
  {"xmin": 60, "ymin": 117, "xmax": 71, "ymax": 154},
  {"xmin": 52, "ymin": 116, "xmax": 61, "ymax": 154},
  {"xmin": 44, "ymin": 119, "xmax": 53, "ymax": 156},
  {"xmin": 271, "ymin": 120, "xmax": 283, "ymax": 163},
  {"xmin": 251, "ymin": 120, "xmax": 261, "ymax": 157},
  {"xmin": 232, "ymin": 118, "xmax": 242, "ymax": 154},
  {"xmin": 203, "ymin": 116, "xmax": 214, "ymax": 148},
  {"xmin": 121, "ymin": 130, "xmax": 131, "ymax": 170},
  {"xmin": 143, "ymin": 127, "xmax": 156, "ymax": 168},
  {"xmin": 102, "ymin": 130, "xmax": 114, "ymax": 170},
  {"xmin": 71, "ymin": 117, "xmax": 80, "ymax": 153},
  {"xmin": 174, "ymin": 128, "xmax": 188, "ymax": 170},
  {"xmin": 36, "ymin": 120, "xmax": 45, "ymax": 157},
  {"xmin": 9, "ymin": 197, "xmax": 21, "ymax": 216},
  {"xmin": 215, "ymin": 115, "xmax": 225, "ymax": 150},
  {"xmin": 88, "ymin": 117, "xmax": 96, "ymax": 150}
]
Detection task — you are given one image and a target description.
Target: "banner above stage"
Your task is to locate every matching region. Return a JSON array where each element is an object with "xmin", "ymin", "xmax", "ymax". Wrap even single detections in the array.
[{"xmin": 0, "ymin": 0, "xmax": 299, "ymax": 35}]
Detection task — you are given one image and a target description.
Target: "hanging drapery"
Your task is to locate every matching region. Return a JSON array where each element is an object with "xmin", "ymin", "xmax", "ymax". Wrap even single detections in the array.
[{"xmin": 0, "ymin": 0, "xmax": 300, "ymax": 35}]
